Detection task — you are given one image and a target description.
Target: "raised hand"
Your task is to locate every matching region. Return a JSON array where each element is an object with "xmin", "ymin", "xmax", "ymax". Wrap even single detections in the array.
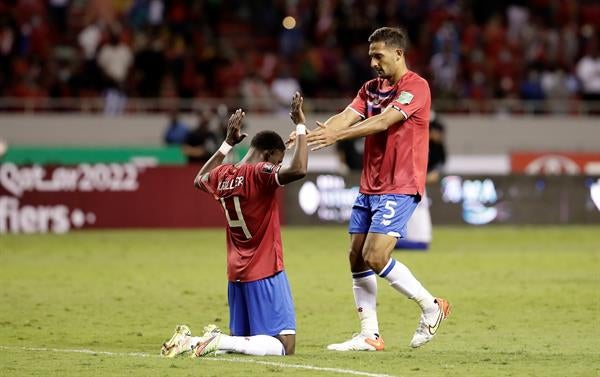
[
  {"xmin": 289, "ymin": 92, "xmax": 305, "ymax": 125},
  {"xmin": 286, "ymin": 92, "xmax": 306, "ymax": 149},
  {"xmin": 225, "ymin": 109, "xmax": 247, "ymax": 146}
]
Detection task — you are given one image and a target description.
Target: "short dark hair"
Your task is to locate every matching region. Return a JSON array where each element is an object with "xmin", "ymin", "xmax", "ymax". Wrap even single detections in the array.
[
  {"xmin": 251, "ymin": 130, "xmax": 285, "ymax": 152},
  {"xmin": 368, "ymin": 27, "xmax": 409, "ymax": 51}
]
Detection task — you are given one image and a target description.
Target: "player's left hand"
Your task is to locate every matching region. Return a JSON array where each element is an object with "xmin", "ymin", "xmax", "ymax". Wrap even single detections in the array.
[
  {"xmin": 285, "ymin": 131, "xmax": 297, "ymax": 149},
  {"xmin": 225, "ymin": 109, "xmax": 248, "ymax": 146},
  {"xmin": 307, "ymin": 121, "xmax": 337, "ymax": 150}
]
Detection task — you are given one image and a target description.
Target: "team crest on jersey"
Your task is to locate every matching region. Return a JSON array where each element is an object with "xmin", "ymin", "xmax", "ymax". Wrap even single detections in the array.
[{"xmin": 397, "ymin": 91, "xmax": 414, "ymax": 105}]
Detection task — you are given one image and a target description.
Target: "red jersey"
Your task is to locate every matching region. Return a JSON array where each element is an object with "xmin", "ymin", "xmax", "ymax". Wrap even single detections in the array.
[
  {"xmin": 201, "ymin": 162, "xmax": 284, "ymax": 282},
  {"xmin": 348, "ymin": 70, "xmax": 431, "ymax": 195}
]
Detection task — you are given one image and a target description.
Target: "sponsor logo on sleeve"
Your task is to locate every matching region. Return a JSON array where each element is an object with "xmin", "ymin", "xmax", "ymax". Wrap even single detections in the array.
[
  {"xmin": 397, "ymin": 91, "xmax": 414, "ymax": 105},
  {"xmin": 261, "ymin": 163, "xmax": 275, "ymax": 174}
]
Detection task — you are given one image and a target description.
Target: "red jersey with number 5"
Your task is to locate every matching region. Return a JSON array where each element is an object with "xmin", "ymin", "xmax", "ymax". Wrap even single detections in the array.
[
  {"xmin": 201, "ymin": 162, "xmax": 283, "ymax": 282},
  {"xmin": 348, "ymin": 70, "xmax": 431, "ymax": 195}
]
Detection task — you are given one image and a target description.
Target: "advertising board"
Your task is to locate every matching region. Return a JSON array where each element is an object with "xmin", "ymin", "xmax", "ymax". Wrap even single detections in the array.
[
  {"xmin": 285, "ymin": 173, "xmax": 600, "ymax": 225},
  {"xmin": 0, "ymin": 163, "xmax": 226, "ymax": 233}
]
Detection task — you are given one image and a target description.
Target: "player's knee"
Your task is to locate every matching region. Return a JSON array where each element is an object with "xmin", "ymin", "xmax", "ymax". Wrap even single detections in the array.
[
  {"xmin": 279, "ymin": 335, "xmax": 295, "ymax": 355},
  {"xmin": 349, "ymin": 247, "xmax": 369, "ymax": 271},
  {"xmin": 348, "ymin": 246, "xmax": 361, "ymax": 262},
  {"xmin": 362, "ymin": 248, "xmax": 388, "ymax": 273}
]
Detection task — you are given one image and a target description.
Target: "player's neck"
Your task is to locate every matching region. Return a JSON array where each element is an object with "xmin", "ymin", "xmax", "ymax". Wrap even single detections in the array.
[
  {"xmin": 238, "ymin": 148, "xmax": 263, "ymax": 165},
  {"xmin": 388, "ymin": 65, "xmax": 409, "ymax": 85}
]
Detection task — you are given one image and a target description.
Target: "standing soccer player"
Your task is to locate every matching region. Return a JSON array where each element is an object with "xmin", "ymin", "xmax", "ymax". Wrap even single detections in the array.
[
  {"xmin": 307, "ymin": 27, "xmax": 451, "ymax": 350},
  {"xmin": 161, "ymin": 93, "xmax": 307, "ymax": 358}
]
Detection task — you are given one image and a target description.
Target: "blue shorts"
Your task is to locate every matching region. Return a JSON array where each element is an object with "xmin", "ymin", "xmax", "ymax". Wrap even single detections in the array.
[
  {"xmin": 228, "ymin": 271, "xmax": 296, "ymax": 337},
  {"xmin": 349, "ymin": 193, "xmax": 420, "ymax": 238}
]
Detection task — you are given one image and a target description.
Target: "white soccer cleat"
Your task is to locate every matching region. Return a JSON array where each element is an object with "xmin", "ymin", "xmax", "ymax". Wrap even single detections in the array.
[
  {"xmin": 190, "ymin": 324, "xmax": 223, "ymax": 358},
  {"xmin": 410, "ymin": 297, "xmax": 451, "ymax": 348},
  {"xmin": 200, "ymin": 324, "xmax": 220, "ymax": 336},
  {"xmin": 327, "ymin": 333, "xmax": 385, "ymax": 351},
  {"xmin": 161, "ymin": 324, "xmax": 193, "ymax": 358}
]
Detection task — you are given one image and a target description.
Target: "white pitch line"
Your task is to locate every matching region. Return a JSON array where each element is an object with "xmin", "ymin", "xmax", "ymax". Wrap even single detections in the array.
[{"xmin": 0, "ymin": 345, "xmax": 396, "ymax": 377}]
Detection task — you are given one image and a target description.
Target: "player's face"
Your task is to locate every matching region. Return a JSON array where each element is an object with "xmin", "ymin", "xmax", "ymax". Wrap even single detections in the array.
[
  {"xmin": 369, "ymin": 41, "xmax": 402, "ymax": 79},
  {"xmin": 266, "ymin": 149, "xmax": 285, "ymax": 165}
]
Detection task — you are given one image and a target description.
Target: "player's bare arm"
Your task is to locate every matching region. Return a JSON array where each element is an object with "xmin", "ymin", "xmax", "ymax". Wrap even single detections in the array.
[
  {"xmin": 193, "ymin": 109, "xmax": 247, "ymax": 190},
  {"xmin": 289, "ymin": 107, "xmax": 360, "ymax": 148},
  {"xmin": 287, "ymin": 105, "xmax": 361, "ymax": 148},
  {"xmin": 320, "ymin": 106, "xmax": 363, "ymax": 132},
  {"xmin": 308, "ymin": 106, "xmax": 406, "ymax": 150},
  {"xmin": 277, "ymin": 92, "xmax": 308, "ymax": 185}
]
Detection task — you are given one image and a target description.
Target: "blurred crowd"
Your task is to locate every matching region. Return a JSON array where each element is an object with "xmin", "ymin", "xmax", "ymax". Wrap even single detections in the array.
[{"xmin": 0, "ymin": 0, "xmax": 599, "ymax": 112}]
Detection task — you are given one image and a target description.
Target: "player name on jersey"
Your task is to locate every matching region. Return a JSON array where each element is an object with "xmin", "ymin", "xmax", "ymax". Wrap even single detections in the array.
[{"xmin": 218, "ymin": 176, "xmax": 245, "ymax": 191}]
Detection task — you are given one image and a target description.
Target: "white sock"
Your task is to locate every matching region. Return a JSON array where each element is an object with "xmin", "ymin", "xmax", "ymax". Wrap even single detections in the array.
[
  {"xmin": 379, "ymin": 259, "xmax": 437, "ymax": 314},
  {"xmin": 352, "ymin": 271, "xmax": 379, "ymax": 336},
  {"xmin": 217, "ymin": 335, "xmax": 285, "ymax": 356}
]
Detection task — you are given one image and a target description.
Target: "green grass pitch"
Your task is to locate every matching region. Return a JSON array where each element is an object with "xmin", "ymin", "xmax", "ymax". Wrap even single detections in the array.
[{"xmin": 1, "ymin": 226, "xmax": 598, "ymax": 377}]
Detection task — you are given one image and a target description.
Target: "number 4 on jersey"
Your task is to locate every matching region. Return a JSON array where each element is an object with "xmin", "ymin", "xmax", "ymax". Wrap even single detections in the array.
[{"xmin": 220, "ymin": 196, "xmax": 252, "ymax": 239}]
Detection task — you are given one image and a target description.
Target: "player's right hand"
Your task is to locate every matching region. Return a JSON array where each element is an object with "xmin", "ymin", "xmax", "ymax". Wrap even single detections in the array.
[
  {"xmin": 289, "ymin": 92, "xmax": 305, "ymax": 125},
  {"xmin": 225, "ymin": 109, "xmax": 247, "ymax": 146}
]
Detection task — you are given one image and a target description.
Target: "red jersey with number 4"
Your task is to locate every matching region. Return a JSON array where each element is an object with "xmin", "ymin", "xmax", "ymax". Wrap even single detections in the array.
[
  {"xmin": 348, "ymin": 70, "xmax": 431, "ymax": 195},
  {"xmin": 201, "ymin": 162, "xmax": 283, "ymax": 282}
]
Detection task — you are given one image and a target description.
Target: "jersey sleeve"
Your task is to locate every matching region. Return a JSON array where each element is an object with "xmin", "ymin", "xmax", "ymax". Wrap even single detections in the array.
[
  {"xmin": 254, "ymin": 162, "xmax": 282, "ymax": 190},
  {"xmin": 347, "ymin": 83, "xmax": 368, "ymax": 119},
  {"xmin": 197, "ymin": 165, "xmax": 223, "ymax": 198},
  {"xmin": 390, "ymin": 79, "xmax": 430, "ymax": 120}
]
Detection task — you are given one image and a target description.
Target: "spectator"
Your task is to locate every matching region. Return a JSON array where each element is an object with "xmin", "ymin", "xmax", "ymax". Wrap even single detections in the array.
[
  {"xmin": 78, "ymin": 18, "xmax": 104, "ymax": 93},
  {"xmin": 133, "ymin": 33, "xmax": 166, "ymax": 97},
  {"xmin": 541, "ymin": 64, "xmax": 577, "ymax": 113},
  {"xmin": 430, "ymin": 41, "xmax": 460, "ymax": 99},
  {"xmin": 271, "ymin": 64, "xmax": 301, "ymax": 115},
  {"xmin": 182, "ymin": 108, "xmax": 218, "ymax": 164},
  {"xmin": 240, "ymin": 71, "xmax": 273, "ymax": 112},
  {"xmin": 97, "ymin": 28, "xmax": 133, "ymax": 115},
  {"xmin": 163, "ymin": 110, "xmax": 190, "ymax": 145},
  {"xmin": 576, "ymin": 39, "xmax": 600, "ymax": 101},
  {"xmin": 336, "ymin": 139, "xmax": 363, "ymax": 175},
  {"xmin": 520, "ymin": 69, "xmax": 545, "ymax": 101},
  {"xmin": 0, "ymin": 1, "xmax": 597, "ymax": 114}
]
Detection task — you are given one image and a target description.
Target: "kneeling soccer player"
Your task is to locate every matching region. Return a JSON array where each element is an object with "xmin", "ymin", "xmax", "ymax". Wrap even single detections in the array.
[{"xmin": 161, "ymin": 93, "xmax": 308, "ymax": 358}]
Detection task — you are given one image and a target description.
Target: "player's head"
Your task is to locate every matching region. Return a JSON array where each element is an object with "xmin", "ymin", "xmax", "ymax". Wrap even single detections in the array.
[
  {"xmin": 250, "ymin": 131, "xmax": 286, "ymax": 165},
  {"xmin": 368, "ymin": 27, "xmax": 409, "ymax": 79}
]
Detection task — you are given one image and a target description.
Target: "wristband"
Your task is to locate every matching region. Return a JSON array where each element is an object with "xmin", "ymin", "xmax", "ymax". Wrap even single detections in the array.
[
  {"xmin": 296, "ymin": 124, "xmax": 307, "ymax": 135},
  {"xmin": 219, "ymin": 141, "xmax": 233, "ymax": 155}
]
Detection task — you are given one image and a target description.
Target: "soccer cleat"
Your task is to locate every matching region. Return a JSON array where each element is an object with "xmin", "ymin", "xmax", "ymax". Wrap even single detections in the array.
[
  {"xmin": 327, "ymin": 333, "xmax": 385, "ymax": 351},
  {"xmin": 409, "ymin": 297, "xmax": 451, "ymax": 348},
  {"xmin": 161, "ymin": 324, "xmax": 193, "ymax": 358},
  {"xmin": 190, "ymin": 324, "xmax": 222, "ymax": 358}
]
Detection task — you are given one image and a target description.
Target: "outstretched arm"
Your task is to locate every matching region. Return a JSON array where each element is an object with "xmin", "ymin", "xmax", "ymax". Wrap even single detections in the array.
[
  {"xmin": 286, "ymin": 107, "xmax": 361, "ymax": 149},
  {"xmin": 320, "ymin": 107, "xmax": 363, "ymax": 132},
  {"xmin": 277, "ymin": 92, "xmax": 308, "ymax": 185},
  {"xmin": 308, "ymin": 106, "xmax": 405, "ymax": 150},
  {"xmin": 193, "ymin": 109, "xmax": 246, "ymax": 190}
]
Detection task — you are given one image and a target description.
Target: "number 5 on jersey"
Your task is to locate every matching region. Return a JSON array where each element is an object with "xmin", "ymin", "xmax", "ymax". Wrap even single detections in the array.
[{"xmin": 220, "ymin": 196, "xmax": 252, "ymax": 239}]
